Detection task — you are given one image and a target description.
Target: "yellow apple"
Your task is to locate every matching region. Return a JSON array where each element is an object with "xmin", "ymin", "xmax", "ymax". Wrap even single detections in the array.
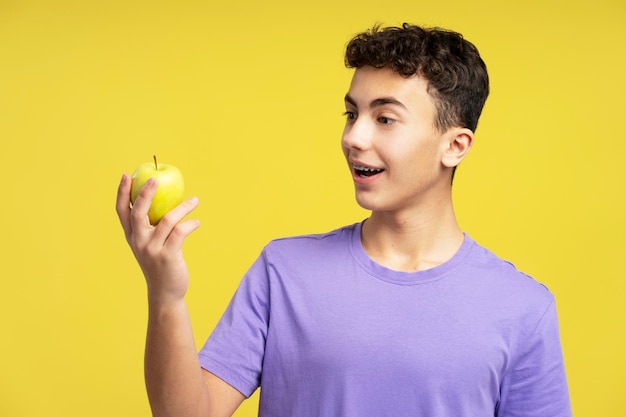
[{"xmin": 130, "ymin": 156, "xmax": 185, "ymax": 225}]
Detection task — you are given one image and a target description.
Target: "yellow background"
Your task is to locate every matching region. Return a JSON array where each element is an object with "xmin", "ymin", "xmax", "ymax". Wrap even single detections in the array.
[{"xmin": 1, "ymin": 0, "xmax": 624, "ymax": 415}]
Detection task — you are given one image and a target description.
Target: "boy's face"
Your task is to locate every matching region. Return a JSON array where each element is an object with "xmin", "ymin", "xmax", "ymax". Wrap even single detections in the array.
[{"xmin": 341, "ymin": 66, "xmax": 462, "ymax": 214}]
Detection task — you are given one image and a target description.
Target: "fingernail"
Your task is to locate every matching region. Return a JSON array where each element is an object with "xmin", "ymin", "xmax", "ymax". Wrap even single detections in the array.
[
  {"xmin": 146, "ymin": 177, "xmax": 155, "ymax": 186},
  {"xmin": 120, "ymin": 173, "xmax": 127, "ymax": 185},
  {"xmin": 189, "ymin": 196, "xmax": 199, "ymax": 204}
]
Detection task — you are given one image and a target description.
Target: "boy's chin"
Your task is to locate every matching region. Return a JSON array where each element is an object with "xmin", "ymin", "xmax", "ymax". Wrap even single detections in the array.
[{"xmin": 354, "ymin": 193, "xmax": 387, "ymax": 213}]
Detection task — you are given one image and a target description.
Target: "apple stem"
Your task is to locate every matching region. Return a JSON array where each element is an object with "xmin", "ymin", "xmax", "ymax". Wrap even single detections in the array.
[{"xmin": 153, "ymin": 155, "xmax": 158, "ymax": 170}]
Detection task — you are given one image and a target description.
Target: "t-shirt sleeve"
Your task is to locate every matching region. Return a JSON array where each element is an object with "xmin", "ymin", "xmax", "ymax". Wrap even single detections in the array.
[
  {"xmin": 497, "ymin": 298, "xmax": 572, "ymax": 417},
  {"xmin": 198, "ymin": 251, "xmax": 270, "ymax": 398}
]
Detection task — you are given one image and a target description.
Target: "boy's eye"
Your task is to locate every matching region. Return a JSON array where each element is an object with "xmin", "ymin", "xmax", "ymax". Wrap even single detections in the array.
[
  {"xmin": 343, "ymin": 111, "xmax": 357, "ymax": 120},
  {"xmin": 378, "ymin": 116, "xmax": 394, "ymax": 125}
]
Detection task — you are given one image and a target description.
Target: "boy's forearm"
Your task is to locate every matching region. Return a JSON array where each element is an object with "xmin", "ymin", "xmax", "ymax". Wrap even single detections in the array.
[{"xmin": 145, "ymin": 299, "xmax": 210, "ymax": 417}]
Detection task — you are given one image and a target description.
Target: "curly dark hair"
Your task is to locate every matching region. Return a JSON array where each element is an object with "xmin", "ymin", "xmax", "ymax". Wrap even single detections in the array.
[{"xmin": 345, "ymin": 23, "xmax": 489, "ymax": 133}]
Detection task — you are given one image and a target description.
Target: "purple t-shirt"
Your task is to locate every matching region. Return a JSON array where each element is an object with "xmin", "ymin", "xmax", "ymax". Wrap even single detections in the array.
[{"xmin": 199, "ymin": 222, "xmax": 571, "ymax": 416}]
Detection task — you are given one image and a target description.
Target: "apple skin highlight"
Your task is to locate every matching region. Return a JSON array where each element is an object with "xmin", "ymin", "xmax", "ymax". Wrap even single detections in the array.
[{"xmin": 130, "ymin": 158, "xmax": 185, "ymax": 225}]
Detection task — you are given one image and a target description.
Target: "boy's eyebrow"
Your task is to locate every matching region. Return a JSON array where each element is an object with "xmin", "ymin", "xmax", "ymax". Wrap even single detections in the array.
[
  {"xmin": 344, "ymin": 94, "xmax": 407, "ymax": 110},
  {"xmin": 344, "ymin": 94, "xmax": 357, "ymax": 107}
]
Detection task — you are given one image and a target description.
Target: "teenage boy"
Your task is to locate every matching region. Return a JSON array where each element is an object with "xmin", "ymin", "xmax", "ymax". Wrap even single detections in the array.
[{"xmin": 117, "ymin": 23, "xmax": 571, "ymax": 417}]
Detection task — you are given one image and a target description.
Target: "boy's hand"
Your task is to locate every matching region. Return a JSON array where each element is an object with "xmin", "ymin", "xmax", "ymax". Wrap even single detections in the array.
[{"xmin": 116, "ymin": 173, "xmax": 200, "ymax": 305}]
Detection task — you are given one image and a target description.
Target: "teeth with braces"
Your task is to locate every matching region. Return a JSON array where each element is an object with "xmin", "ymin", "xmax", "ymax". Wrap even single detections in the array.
[{"xmin": 353, "ymin": 164, "xmax": 384, "ymax": 173}]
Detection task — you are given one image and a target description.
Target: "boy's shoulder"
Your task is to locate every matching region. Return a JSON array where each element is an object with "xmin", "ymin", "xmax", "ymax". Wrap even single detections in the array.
[
  {"xmin": 266, "ymin": 223, "xmax": 357, "ymax": 249},
  {"xmin": 464, "ymin": 235, "xmax": 554, "ymax": 306},
  {"xmin": 258, "ymin": 223, "xmax": 359, "ymax": 268}
]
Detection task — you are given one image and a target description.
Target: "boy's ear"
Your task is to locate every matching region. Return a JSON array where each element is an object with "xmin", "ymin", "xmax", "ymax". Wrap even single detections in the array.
[{"xmin": 442, "ymin": 127, "xmax": 473, "ymax": 168}]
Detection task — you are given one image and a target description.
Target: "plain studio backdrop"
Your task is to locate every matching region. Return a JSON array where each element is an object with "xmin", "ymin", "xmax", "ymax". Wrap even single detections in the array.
[{"xmin": 1, "ymin": 0, "xmax": 624, "ymax": 415}]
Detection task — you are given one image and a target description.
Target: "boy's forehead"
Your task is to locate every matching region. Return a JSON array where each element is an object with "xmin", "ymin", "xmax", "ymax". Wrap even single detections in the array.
[{"xmin": 346, "ymin": 66, "xmax": 430, "ymax": 106}]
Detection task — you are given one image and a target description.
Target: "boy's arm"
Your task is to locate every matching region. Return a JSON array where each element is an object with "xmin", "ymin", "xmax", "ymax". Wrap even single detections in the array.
[
  {"xmin": 116, "ymin": 174, "xmax": 245, "ymax": 417},
  {"xmin": 497, "ymin": 299, "xmax": 572, "ymax": 417}
]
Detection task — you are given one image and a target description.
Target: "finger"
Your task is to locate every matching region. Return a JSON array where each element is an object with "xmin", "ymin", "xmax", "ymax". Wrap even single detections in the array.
[
  {"xmin": 129, "ymin": 177, "xmax": 158, "ymax": 236},
  {"xmin": 152, "ymin": 196, "xmax": 200, "ymax": 243},
  {"xmin": 163, "ymin": 218, "xmax": 201, "ymax": 253},
  {"xmin": 115, "ymin": 174, "xmax": 132, "ymax": 240}
]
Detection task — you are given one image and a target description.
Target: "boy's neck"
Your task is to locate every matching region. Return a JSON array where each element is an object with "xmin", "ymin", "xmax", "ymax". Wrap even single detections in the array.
[{"xmin": 361, "ymin": 201, "xmax": 464, "ymax": 273}]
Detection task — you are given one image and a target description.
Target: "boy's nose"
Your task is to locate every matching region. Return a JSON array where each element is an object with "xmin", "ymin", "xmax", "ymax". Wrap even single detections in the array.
[{"xmin": 342, "ymin": 119, "xmax": 373, "ymax": 151}]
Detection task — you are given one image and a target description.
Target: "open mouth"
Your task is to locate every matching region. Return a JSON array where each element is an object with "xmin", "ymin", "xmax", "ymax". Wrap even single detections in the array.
[{"xmin": 353, "ymin": 163, "xmax": 385, "ymax": 177}]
